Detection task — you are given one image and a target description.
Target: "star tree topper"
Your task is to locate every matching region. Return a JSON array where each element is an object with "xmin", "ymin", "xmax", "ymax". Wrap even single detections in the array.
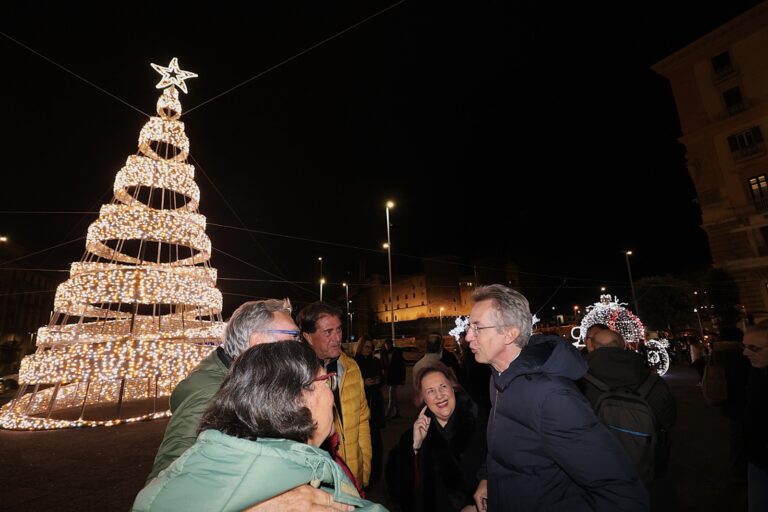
[{"xmin": 151, "ymin": 57, "xmax": 198, "ymax": 94}]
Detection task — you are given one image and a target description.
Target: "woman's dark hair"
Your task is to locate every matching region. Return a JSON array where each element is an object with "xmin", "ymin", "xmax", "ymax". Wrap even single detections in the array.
[
  {"xmin": 414, "ymin": 361, "xmax": 459, "ymax": 397},
  {"xmin": 198, "ymin": 341, "xmax": 321, "ymax": 443}
]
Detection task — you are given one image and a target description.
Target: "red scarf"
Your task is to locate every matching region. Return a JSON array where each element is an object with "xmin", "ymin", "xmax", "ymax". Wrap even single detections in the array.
[{"xmin": 323, "ymin": 432, "xmax": 365, "ymax": 498}]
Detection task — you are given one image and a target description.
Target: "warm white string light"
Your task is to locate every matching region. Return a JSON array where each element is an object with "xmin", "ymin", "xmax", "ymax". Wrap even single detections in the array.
[{"xmin": 0, "ymin": 59, "xmax": 225, "ymax": 430}]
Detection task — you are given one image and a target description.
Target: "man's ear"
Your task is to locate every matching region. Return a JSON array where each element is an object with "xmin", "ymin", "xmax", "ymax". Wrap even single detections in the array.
[
  {"xmin": 302, "ymin": 332, "xmax": 312, "ymax": 344},
  {"xmin": 504, "ymin": 326, "xmax": 521, "ymax": 346}
]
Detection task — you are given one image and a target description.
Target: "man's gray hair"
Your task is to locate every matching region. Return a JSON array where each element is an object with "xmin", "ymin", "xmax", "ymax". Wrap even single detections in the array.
[
  {"xmin": 472, "ymin": 284, "xmax": 532, "ymax": 348},
  {"xmin": 221, "ymin": 299, "xmax": 292, "ymax": 359}
]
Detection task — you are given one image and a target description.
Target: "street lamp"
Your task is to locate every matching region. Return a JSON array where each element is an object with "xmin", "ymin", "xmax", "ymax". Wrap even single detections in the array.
[
  {"xmin": 318, "ymin": 257, "xmax": 323, "ymax": 299},
  {"xmin": 342, "ymin": 282, "xmax": 350, "ymax": 340},
  {"xmin": 385, "ymin": 200, "xmax": 395, "ymax": 341},
  {"xmin": 0, "ymin": 236, "xmax": 7, "ymax": 243},
  {"xmin": 439, "ymin": 307, "xmax": 445, "ymax": 335},
  {"xmin": 624, "ymin": 250, "xmax": 640, "ymax": 317},
  {"xmin": 694, "ymin": 308, "xmax": 704, "ymax": 339}
]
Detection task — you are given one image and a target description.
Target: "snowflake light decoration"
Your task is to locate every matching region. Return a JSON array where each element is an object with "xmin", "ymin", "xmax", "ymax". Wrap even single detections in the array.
[{"xmin": 449, "ymin": 316, "xmax": 469, "ymax": 340}]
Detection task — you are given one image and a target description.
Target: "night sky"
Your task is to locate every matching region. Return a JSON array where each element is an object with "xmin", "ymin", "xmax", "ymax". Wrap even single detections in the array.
[{"xmin": 1, "ymin": 1, "xmax": 764, "ymax": 317}]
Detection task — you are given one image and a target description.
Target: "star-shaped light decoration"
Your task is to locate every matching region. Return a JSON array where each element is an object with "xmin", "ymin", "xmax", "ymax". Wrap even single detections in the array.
[{"xmin": 151, "ymin": 57, "xmax": 198, "ymax": 94}]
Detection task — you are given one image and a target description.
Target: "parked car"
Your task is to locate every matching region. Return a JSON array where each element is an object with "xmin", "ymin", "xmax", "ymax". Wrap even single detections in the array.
[{"xmin": 0, "ymin": 374, "xmax": 19, "ymax": 395}]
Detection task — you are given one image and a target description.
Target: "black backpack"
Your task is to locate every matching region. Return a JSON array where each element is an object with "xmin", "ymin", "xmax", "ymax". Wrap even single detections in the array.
[{"xmin": 584, "ymin": 371, "xmax": 661, "ymax": 484}]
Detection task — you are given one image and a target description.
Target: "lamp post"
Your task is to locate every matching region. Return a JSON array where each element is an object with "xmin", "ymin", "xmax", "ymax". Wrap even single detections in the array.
[
  {"xmin": 342, "ymin": 282, "xmax": 350, "ymax": 340},
  {"xmin": 439, "ymin": 307, "xmax": 445, "ymax": 335},
  {"xmin": 385, "ymin": 200, "xmax": 395, "ymax": 341},
  {"xmin": 624, "ymin": 250, "xmax": 640, "ymax": 317},
  {"xmin": 694, "ymin": 308, "xmax": 704, "ymax": 339},
  {"xmin": 318, "ymin": 257, "xmax": 323, "ymax": 299}
]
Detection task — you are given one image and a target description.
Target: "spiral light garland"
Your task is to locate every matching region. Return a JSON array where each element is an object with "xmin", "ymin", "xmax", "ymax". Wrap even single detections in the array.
[{"xmin": 0, "ymin": 59, "xmax": 226, "ymax": 430}]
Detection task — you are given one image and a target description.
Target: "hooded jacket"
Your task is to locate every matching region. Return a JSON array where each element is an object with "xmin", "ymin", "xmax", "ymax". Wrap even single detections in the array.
[
  {"xmin": 484, "ymin": 334, "xmax": 648, "ymax": 512},
  {"xmin": 133, "ymin": 430, "xmax": 386, "ymax": 512}
]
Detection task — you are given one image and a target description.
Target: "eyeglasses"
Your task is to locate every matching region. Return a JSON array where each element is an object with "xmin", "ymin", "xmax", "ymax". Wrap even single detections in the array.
[
  {"xmin": 740, "ymin": 343, "xmax": 766, "ymax": 353},
  {"xmin": 312, "ymin": 372, "xmax": 338, "ymax": 391},
  {"xmin": 466, "ymin": 324, "xmax": 499, "ymax": 336},
  {"xmin": 254, "ymin": 329, "xmax": 301, "ymax": 341}
]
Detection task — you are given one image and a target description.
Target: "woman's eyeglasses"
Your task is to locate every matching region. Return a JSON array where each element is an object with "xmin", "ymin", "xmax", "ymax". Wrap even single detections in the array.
[{"xmin": 312, "ymin": 372, "xmax": 338, "ymax": 391}]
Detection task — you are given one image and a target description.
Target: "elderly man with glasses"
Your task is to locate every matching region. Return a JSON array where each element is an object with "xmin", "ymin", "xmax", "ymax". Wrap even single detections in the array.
[
  {"xmin": 298, "ymin": 301, "xmax": 372, "ymax": 491},
  {"xmin": 147, "ymin": 299, "xmax": 299, "ymax": 477},
  {"xmin": 742, "ymin": 324, "xmax": 768, "ymax": 512},
  {"xmin": 467, "ymin": 284, "xmax": 648, "ymax": 512}
]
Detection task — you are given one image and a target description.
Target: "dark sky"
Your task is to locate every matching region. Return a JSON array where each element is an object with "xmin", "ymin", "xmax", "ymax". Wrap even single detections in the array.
[{"xmin": 0, "ymin": 1, "xmax": 764, "ymax": 317}]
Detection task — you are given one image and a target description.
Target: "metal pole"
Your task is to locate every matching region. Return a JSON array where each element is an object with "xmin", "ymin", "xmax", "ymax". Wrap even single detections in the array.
[
  {"xmin": 344, "ymin": 284, "xmax": 350, "ymax": 339},
  {"xmin": 116, "ymin": 377, "xmax": 126, "ymax": 418},
  {"xmin": 625, "ymin": 251, "xmax": 640, "ymax": 317},
  {"xmin": 386, "ymin": 204, "xmax": 395, "ymax": 341},
  {"xmin": 694, "ymin": 308, "xmax": 704, "ymax": 339}
]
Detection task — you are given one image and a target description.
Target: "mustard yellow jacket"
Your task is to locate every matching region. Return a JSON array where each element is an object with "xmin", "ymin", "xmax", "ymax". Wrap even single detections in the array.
[{"xmin": 336, "ymin": 351, "xmax": 372, "ymax": 487}]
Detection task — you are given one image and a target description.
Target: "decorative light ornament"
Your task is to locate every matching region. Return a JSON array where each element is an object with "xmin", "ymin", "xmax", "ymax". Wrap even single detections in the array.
[
  {"xmin": 151, "ymin": 57, "xmax": 198, "ymax": 94},
  {"xmin": 572, "ymin": 295, "xmax": 645, "ymax": 345},
  {"xmin": 0, "ymin": 59, "xmax": 225, "ymax": 431},
  {"xmin": 449, "ymin": 316, "xmax": 469, "ymax": 340},
  {"xmin": 646, "ymin": 339, "xmax": 670, "ymax": 376}
]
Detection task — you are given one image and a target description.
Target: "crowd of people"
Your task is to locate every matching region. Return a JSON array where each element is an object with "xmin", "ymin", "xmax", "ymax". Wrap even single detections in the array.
[{"xmin": 130, "ymin": 284, "xmax": 768, "ymax": 512}]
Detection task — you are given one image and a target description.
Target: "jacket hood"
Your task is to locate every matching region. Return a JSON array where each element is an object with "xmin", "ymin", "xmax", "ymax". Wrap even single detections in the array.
[
  {"xmin": 495, "ymin": 334, "xmax": 587, "ymax": 390},
  {"xmin": 586, "ymin": 347, "xmax": 648, "ymax": 386}
]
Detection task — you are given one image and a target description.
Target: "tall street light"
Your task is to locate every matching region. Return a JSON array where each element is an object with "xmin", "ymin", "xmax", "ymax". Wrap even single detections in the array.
[
  {"xmin": 385, "ymin": 200, "xmax": 395, "ymax": 342},
  {"xmin": 439, "ymin": 307, "xmax": 445, "ymax": 335},
  {"xmin": 318, "ymin": 257, "xmax": 323, "ymax": 299},
  {"xmin": 694, "ymin": 308, "xmax": 704, "ymax": 339},
  {"xmin": 625, "ymin": 250, "xmax": 640, "ymax": 317},
  {"xmin": 342, "ymin": 282, "xmax": 350, "ymax": 340}
]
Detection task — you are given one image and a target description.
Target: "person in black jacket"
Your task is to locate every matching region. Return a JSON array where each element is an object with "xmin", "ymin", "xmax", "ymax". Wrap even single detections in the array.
[
  {"xmin": 354, "ymin": 337, "xmax": 386, "ymax": 485},
  {"xmin": 581, "ymin": 328, "xmax": 677, "ymax": 510},
  {"xmin": 381, "ymin": 338, "xmax": 405, "ymax": 419},
  {"xmin": 742, "ymin": 324, "xmax": 768, "ymax": 512},
  {"xmin": 387, "ymin": 362, "xmax": 486, "ymax": 512},
  {"xmin": 467, "ymin": 284, "xmax": 648, "ymax": 512}
]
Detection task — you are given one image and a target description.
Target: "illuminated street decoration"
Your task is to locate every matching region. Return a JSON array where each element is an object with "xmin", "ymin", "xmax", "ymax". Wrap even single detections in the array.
[
  {"xmin": 0, "ymin": 60, "xmax": 224, "ymax": 430},
  {"xmin": 572, "ymin": 295, "xmax": 669, "ymax": 376}
]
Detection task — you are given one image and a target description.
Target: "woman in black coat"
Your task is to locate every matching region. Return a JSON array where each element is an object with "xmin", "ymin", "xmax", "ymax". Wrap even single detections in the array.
[
  {"xmin": 354, "ymin": 337, "xmax": 386, "ymax": 485},
  {"xmin": 387, "ymin": 362, "xmax": 486, "ymax": 512}
]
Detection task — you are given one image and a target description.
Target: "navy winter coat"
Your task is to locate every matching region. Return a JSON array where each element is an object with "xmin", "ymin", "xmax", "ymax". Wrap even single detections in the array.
[{"xmin": 485, "ymin": 334, "xmax": 649, "ymax": 512}]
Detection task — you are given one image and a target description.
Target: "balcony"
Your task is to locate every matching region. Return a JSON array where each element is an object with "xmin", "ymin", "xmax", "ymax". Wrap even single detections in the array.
[
  {"xmin": 732, "ymin": 142, "xmax": 765, "ymax": 162},
  {"xmin": 713, "ymin": 63, "xmax": 736, "ymax": 82},
  {"xmin": 726, "ymin": 100, "xmax": 746, "ymax": 116},
  {"xmin": 753, "ymin": 197, "xmax": 768, "ymax": 212}
]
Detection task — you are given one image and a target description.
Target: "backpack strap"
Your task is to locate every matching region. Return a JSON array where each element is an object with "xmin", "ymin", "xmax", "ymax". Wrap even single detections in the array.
[
  {"xmin": 636, "ymin": 371, "xmax": 659, "ymax": 399},
  {"xmin": 584, "ymin": 372, "xmax": 610, "ymax": 392}
]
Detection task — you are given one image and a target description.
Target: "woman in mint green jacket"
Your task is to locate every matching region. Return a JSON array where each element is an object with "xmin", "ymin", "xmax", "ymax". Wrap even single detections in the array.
[{"xmin": 133, "ymin": 341, "xmax": 386, "ymax": 512}]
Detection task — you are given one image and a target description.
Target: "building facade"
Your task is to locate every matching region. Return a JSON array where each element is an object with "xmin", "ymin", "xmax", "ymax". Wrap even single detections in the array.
[{"xmin": 653, "ymin": 2, "xmax": 768, "ymax": 321}]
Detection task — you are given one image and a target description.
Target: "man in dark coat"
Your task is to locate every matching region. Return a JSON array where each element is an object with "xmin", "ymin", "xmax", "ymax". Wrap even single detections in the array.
[
  {"xmin": 581, "ymin": 329, "xmax": 677, "ymax": 472},
  {"xmin": 581, "ymin": 328, "xmax": 677, "ymax": 510},
  {"xmin": 742, "ymin": 324, "xmax": 768, "ymax": 511},
  {"xmin": 467, "ymin": 284, "xmax": 648, "ymax": 512}
]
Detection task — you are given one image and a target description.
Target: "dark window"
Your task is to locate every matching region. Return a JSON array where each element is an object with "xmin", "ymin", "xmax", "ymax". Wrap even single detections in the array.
[
  {"xmin": 712, "ymin": 51, "xmax": 734, "ymax": 79},
  {"xmin": 723, "ymin": 87, "xmax": 745, "ymax": 115},
  {"xmin": 728, "ymin": 127, "xmax": 764, "ymax": 160}
]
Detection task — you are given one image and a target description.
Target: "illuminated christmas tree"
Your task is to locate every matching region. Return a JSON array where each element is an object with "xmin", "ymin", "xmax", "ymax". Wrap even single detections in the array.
[{"xmin": 0, "ymin": 59, "xmax": 225, "ymax": 429}]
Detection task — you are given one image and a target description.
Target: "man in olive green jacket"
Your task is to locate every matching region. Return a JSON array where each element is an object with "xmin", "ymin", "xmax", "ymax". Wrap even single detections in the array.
[{"xmin": 147, "ymin": 299, "xmax": 298, "ymax": 481}]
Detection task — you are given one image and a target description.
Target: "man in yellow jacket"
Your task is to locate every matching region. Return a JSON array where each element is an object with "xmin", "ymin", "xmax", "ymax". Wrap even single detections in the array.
[{"xmin": 298, "ymin": 301, "xmax": 372, "ymax": 488}]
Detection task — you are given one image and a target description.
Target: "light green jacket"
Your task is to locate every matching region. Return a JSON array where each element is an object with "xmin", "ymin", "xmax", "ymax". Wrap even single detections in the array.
[{"xmin": 133, "ymin": 430, "xmax": 387, "ymax": 511}]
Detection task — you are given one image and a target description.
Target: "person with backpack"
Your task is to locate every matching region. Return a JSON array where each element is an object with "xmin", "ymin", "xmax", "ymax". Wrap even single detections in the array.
[{"xmin": 580, "ymin": 328, "xmax": 677, "ymax": 509}]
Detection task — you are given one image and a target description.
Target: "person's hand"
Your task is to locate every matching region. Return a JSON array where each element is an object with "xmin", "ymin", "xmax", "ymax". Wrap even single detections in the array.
[
  {"xmin": 460, "ymin": 505, "xmax": 478, "ymax": 512},
  {"xmin": 412, "ymin": 405, "xmax": 431, "ymax": 450},
  {"xmin": 242, "ymin": 485, "xmax": 354, "ymax": 511},
  {"xmin": 473, "ymin": 479, "xmax": 488, "ymax": 511}
]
